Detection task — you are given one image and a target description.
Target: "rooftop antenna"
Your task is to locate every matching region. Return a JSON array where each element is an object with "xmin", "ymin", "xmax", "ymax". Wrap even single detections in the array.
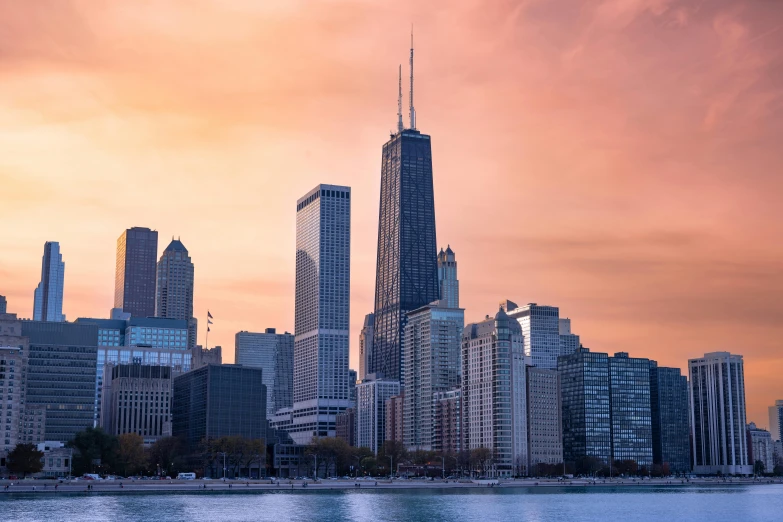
[
  {"xmin": 397, "ymin": 64, "xmax": 403, "ymax": 133},
  {"xmin": 409, "ymin": 26, "xmax": 416, "ymax": 130}
]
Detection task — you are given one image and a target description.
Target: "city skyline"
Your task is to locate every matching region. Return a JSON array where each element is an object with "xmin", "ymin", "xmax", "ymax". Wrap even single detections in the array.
[{"xmin": 0, "ymin": 1, "xmax": 782, "ymax": 428}]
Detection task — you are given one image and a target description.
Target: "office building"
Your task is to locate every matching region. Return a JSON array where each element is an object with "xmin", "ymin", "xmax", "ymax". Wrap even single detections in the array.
[
  {"xmin": 747, "ymin": 422, "xmax": 774, "ymax": 473},
  {"xmin": 359, "ymin": 313, "xmax": 374, "ymax": 381},
  {"xmin": 0, "ymin": 313, "xmax": 26, "ymax": 459},
  {"xmin": 385, "ymin": 393, "xmax": 404, "ymax": 444},
  {"xmin": 432, "ymin": 389, "xmax": 460, "ymax": 454},
  {"xmin": 349, "ymin": 369, "xmax": 357, "ymax": 405},
  {"xmin": 371, "ymin": 52, "xmax": 439, "ymax": 383},
  {"xmin": 609, "ymin": 352, "xmax": 653, "ymax": 468},
  {"xmin": 0, "ymin": 296, "xmax": 6, "ymax": 314},
  {"xmin": 290, "ymin": 184, "xmax": 352, "ymax": 444},
  {"xmin": 21, "ymin": 321, "xmax": 98, "ymax": 443},
  {"xmin": 461, "ymin": 309, "xmax": 528, "ymax": 477},
  {"xmin": 192, "ymin": 345, "xmax": 222, "ymax": 369},
  {"xmin": 503, "ymin": 301, "xmax": 561, "ymax": 370},
  {"xmin": 235, "ymin": 329, "xmax": 295, "ymax": 418},
  {"xmin": 155, "ymin": 238, "xmax": 197, "ymax": 349},
  {"xmin": 689, "ymin": 352, "xmax": 752, "ymax": 475},
  {"xmin": 649, "ymin": 363, "xmax": 690, "ymax": 473},
  {"xmin": 355, "ymin": 376, "xmax": 400, "ymax": 454},
  {"xmin": 173, "ymin": 364, "xmax": 266, "ymax": 451},
  {"xmin": 102, "ymin": 364, "xmax": 172, "ymax": 446},
  {"xmin": 558, "ymin": 318, "xmax": 580, "ymax": 357},
  {"xmin": 437, "ymin": 246, "xmax": 459, "ymax": 309},
  {"xmin": 527, "ymin": 367, "xmax": 563, "ymax": 471},
  {"xmin": 335, "ymin": 408, "xmax": 356, "ymax": 447},
  {"xmin": 559, "ymin": 348, "xmax": 611, "ymax": 466},
  {"xmin": 768, "ymin": 400, "xmax": 783, "ymax": 442},
  {"xmin": 33, "ymin": 241, "xmax": 66, "ymax": 322},
  {"xmin": 114, "ymin": 227, "xmax": 158, "ymax": 317},
  {"xmin": 402, "ymin": 300, "xmax": 463, "ymax": 450}
]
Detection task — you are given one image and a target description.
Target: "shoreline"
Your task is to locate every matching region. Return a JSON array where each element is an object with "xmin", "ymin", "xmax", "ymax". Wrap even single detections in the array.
[{"xmin": 2, "ymin": 478, "xmax": 781, "ymax": 495}]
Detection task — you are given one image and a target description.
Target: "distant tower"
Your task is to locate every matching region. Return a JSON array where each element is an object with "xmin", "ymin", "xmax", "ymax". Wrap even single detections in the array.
[
  {"xmin": 359, "ymin": 313, "xmax": 374, "ymax": 381},
  {"xmin": 437, "ymin": 246, "xmax": 459, "ymax": 309},
  {"xmin": 115, "ymin": 227, "xmax": 158, "ymax": 317},
  {"xmin": 33, "ymin": 241, "xmax": 65, "ymax": 322},
  {"xmin": 156, "ymin": 238, "xmax": 196, "ymax": 348}
]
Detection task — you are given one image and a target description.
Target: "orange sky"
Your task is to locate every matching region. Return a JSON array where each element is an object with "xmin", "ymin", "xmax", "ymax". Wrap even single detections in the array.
[{"xmin": 0, "ymin": 0, "xmax": 781, "ymax": 428}]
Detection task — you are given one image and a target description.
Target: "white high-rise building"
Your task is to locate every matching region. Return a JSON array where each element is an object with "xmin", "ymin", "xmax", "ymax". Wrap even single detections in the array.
[
  {"xmin": 437, "ymin": 246, "xmax": 459, "ymax": 309},
  {"xmin": 462, "ymin": 308, "xmax": 529, "ymax": 477},
  {"xmin": 235, "ymin": 329, "xmax": 294, "ymax": 418},
  {"xmin": 402, "ymin": 300, "xmax": 463, "ymax": 451},
  {"xmin": 356, "ymin": 376, "xmax": 400, "ymax": 454},
  {"xmin": 33, "ymin": 241, "xmax": 65, "ymax": 322},
  {"xmin": 289, "ymin": 184, "xmax": 352, "ymax": 444},
  {"xmin": 747, "ymin": 422, "xmax": 774, "ymax": 473},
  {"xmin": 689, "ymin": 352, "xmax": 752, "ymax": 475},
  {"xmin": 768, "ymin": 400, "xmax": 783, "ymax": 442},
  {"xmin": 502, "ymin": 301, "xmax": 560, "ymax": 370}
]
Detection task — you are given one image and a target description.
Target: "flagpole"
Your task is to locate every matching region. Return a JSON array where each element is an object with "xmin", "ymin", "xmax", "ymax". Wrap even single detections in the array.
[{"xmin": 205, "ymin": 311, "xmax": 210, "ymax": 349}]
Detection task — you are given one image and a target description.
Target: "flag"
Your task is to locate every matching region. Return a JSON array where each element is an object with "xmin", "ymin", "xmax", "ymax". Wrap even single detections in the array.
[
  {"xmin": 207, "ymin": 311, "xmax": 214, "ymax": 319},
  {"xmin": 207, "ymin": 326, "xmax": 211, "ymax": 332},
  {"xmin": 208, "ymin": 319, "xmax": 213, "ymax": 325}
]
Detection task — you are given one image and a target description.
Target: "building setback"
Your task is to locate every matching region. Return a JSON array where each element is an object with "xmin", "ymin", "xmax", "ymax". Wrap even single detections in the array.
[
  {"xmin": 649, "ymin": 363, "xmax": 690, "ymax": 473},
  {"xmin": 155, "ymin": 238, "xmax": 197, "ymax": 349},
  {"xmin": 437, "ymin": 246, "xmax": 459, "ymax": 309},
  {"xmin": 558, "ymin": 318, "xmax": 580, "ymax": 358},
  {"xmin": 526, "ymin": 367, "xmax": 563, "ymax": 471},
  {"xmin": 33, "ymin": 241, "xmax": 66, "ymax": 322},
  {"xmin": 689, "ymin": 352, "xmax": 752, "ymax": 475},
  {"xmin": 235, "ymin": 329, "xmax": 294, "ymax": 418},
  {"xmin": 355, "ymin": 377, "xmax": 400, "ymax": 454},
  {"xmin": 504, "ymin": 301, "xmax": 561, "ymax": 370},
  {"xmin": 172, "ymin": 364, "xmax": 266, "ymax": 451},
  {"xmin": 114, "ymin": 227, "xmax": 159, "ymax": 318},
  {"xmin": 461, "ymin": 309, "xmax": 528, "ymax": 477}
]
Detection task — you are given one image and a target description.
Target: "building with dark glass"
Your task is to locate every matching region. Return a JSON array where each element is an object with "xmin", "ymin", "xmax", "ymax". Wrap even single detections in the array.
[
  {"xmin": 559, "ymin": 348, "xmax": 611, "ymax": 467},
  {"xmin": 371, "ymin": 127, "xmax": 439, "ymax": 383},
  {"xmin": 21, "ymin": 321, "xmax": 99, "ymax": 443},
  {"xmin": 114, "ymin": 227, "xmax": 158, "ymax": 317},
  {"xmin": 33, "ymin": 241, "xmax": 66, "ymax": 322},
  {"xmin": 172, "ymin": 364, "xmax": 267, "ymax": 451},
  {"xmin": 609, "ymin": 352, "xmax": 653, "ymax": 468},
  {"xmin": 649, "ymin": 362, "xmax": 690, "ymax": 473},
  {"xmin": 235, "ymin": 329, "xmax": 294, "ymax": 418},
  {"xmin": 155, "ymin": 238, "xmax": 197, "ymax": 349}
]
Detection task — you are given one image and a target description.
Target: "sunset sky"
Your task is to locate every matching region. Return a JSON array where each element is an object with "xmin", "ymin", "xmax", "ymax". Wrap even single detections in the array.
[{"xmin": 0, "ymin": 0, "xmax": 781, "ymax": 427}]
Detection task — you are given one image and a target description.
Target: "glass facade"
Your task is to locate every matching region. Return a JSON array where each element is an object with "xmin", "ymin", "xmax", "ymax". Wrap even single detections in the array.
[
  {"xmin": 506, "ymin": 303, "xmax": 561, "ymax": 370},
  {"xmin": 33, "ymin": 241, "xmax": 65, "ymax": 322},
  {"xmin": 114, "ymin": 227, "xmax": 158, "ymax": 317},
  {"xmin": 650, "ymin": 363, "xmax": 690, "ymax": 473},
  {"xmin": 235, "ymin": 329, "xmax": 294, "ymax": 418},
  {"xmin": 372, "ymin": 129, "xmax": 439, "ymax": 383},
  {"xmin": 609, "ymin": 353, "xmax": 653, "ymax": 468}
]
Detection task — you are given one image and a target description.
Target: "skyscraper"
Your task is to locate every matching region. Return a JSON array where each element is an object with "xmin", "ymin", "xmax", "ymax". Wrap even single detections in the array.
[
  {"xmin": 558, "ymin": 318, "xmax": 580, "ymax": 357},
  {"xmin": 689, "ymin": 351, "xmax": 752, "ymax": 475},
  {"xmin": 768, "ymin": 400, "xmax": 783, "ymax": 442},
  {"xmin": 437, "ymin": 246, "xmax": 459, "ymax": 309},
  {"xmin": 527, "ymin": 367, "xmax": 563, "ymax": 472},
  {"xmin": 115, "ymin": 227, "xmax": 158, "ymax": 317},
  {"xmin": 0, "ymin": 295, "xmax": 7, "ymax": 314},
  {"xmin": 649, "ymin": 362, "xmax": 690, "ymax": 473},
  {"xmin": 503, "ymin": 301, "xmax": 561, "ymax": 370},
  {"xmin": 155, "ymin": 238, "xmax": 196, "ymax": 348},
  {"xmin": 358, "ymin": 313, "xmax": 374, "ymax": 382},
  {"xmin": 33, "ymin": 241, "xmax": 65, "ymax": 322},
  {"xmin": 355, "ymin": 376, "xmax": 400, "ymax": 454},
  {"xmin": 372, "ymin": 44, "xmax": 439, "ymax": 382},
  {"xmin": 235, "ymin": 329, "xmax": 294, "ymax": 418},
  {"xmin": 609, "ymin": 352, "xmax": 653, "ymax": 468},
  {"xmin": 291, "ymin": 184, "xmax": 352, "ymax": 444}
]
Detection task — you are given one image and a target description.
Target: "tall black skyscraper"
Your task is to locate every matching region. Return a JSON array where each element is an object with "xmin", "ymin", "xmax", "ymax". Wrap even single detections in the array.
[
  {"xmin": 114, "ymin": 227, "xmax": 158, "ymax": 317},
  {"xmin": 371, "ymin": 41, "xmax": 438, "ymax": 382}
]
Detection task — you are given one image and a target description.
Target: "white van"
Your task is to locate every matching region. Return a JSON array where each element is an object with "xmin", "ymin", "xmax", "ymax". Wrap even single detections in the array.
[{"xmin": 177, "ymin": 472, "xmax": 196, "ymax": 480}]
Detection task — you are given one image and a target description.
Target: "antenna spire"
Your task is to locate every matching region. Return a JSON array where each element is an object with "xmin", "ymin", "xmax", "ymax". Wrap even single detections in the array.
[
  {"xmin": 397, "ymin": 64, "xmax": 403, "ymax": 133},
  {"xmin": 409, "ymin": 26, "xmax": 416, "ymax": 130}
]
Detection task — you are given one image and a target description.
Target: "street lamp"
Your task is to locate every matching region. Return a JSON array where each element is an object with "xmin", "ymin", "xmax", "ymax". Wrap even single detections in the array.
[
  {"xmin": 218, "ymin": 452, "xmax": 227, "ymax": 480},
  {"xmin": 388, "ymin": 456, "xmax": 394, "ymax": 479}
]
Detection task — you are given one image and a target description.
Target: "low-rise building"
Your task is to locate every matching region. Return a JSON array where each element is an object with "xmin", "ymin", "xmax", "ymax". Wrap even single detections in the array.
[
  {"xmin": 747, "ymin": 422, "xmax": 774, "ymax": 474},
  {"xmin": 37, "ymin": 441, "xmax": 73, "ymax": 478},
  {"xmin": 336, "ymin": 408, "xmax": 356, "ymax": 447}
]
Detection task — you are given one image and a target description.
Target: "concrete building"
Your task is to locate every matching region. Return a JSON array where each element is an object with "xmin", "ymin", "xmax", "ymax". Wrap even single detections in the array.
[
  {"xmin": 747, "ymin": 422, "xmax": 774, "ymax": 473},
  {"xmin": 0, "ymin": 296, "xmax": 6, "ymax": 314},
  {"xmin": 114, "ymin": 227, "xmax": 159, "ymax": 318},
  {"xmin": 235, "ymin": 329, "xmax": 294, "ymax": 418},
  {"xmin": 437, "ymin": 246, "xmax": 459, "ymax": 309},
  {"xmin": 192, "ymin": 345, "xmax": 222, "ymax": 369},
  {"xmin": 21, "ymin": 321, "xmax": 99, "ymax": 443},
  {"xmin": 432, "ymin": 389, "xmax": 460, "ymax": 455},
  {"xmin": 355, "ymin": 376, "xmax": 400, "ymax": 454},
  {"xmin": 358, "ymin": 313, "xmax": 374, "ymax": 382},
  {"xmin": 290, "ymin": 184, "xmax": 352, "ymax": 444},
  {"xmin": 0, "ymin": 314, "xmax": 25, "ymax": 461},
  {"xmin": 650, "ymin": 363, "xmax": 690, "ymax": 473},
  {"xmin": 155, "ymin": 238, "xmax": 197, "ymax": 349},
  {"xmin": 335, "ymin": 408, "xmax": 356, "ymax": 447},
  {"xmin": 689, "ymin": 352, "xmax": 752, "ymax": 475},
  {"xmin": 503, "ymin": 301, "xmax": 560, "ymax": 370},
  {"xmin": 559, "ymin": 348, "xmax": 611, "ymax": 467},
  {"xmin": 37, "ymin": 441, "xmax": 73, "ymax": 478},
  {"xmin": 609, "ymin": 352, "xmax": 653, "ymax": 468},
  {"xmin": 526, "ymin": 367, "xmax": 563, "ymax": 471},
  {"xmin": 768, "ymin": 400, "xmax": 783, "ymax": 442},
  {"xmin": 172, "ymin": 364, "xmax": 267, "ymax": 451},
  {"xmin": 33, "ymin": 241, "xmax": 66, "ymax": 322},
  {"xmin": 558, "ymin": 318, "xmax": 580, "ymax": 357},
  {"xmin": 349, "ymin": 369, "xmax": 358, "ymax": 406},
  {"xmin": 402, "ymin": 300, "xmax": 464, "ymax": 451},
  {"xmin": 461, "ymin": 309, "xmax": 528, "ymax": 477},
  {"xmin": 102, "ymin": 364, "xmax": 172, "ymax": 446},
  {"xmin": 385, "ymin": 394, "xmax": 404, "ymax": 444}
]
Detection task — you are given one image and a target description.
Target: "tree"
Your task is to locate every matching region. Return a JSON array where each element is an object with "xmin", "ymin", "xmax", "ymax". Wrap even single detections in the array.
[
  {"xmin": 470, "ymin": 447, "xmax": 492, "ymax": 476},
  {"xmin": 69, "ymin": 427, "xmax": 119, "ymax": 476},
  {"xmin": 118, "ymin": 433, "xmax": 147, "ymax": 477},
  {"xmin": 754, "ymin": 460, "xmax": 766, "ymax": 475},
  {"xmin": 6, "ymin": 443, "xmax": 44, "ymax": 478},
  {"xmin": 148, "ymin": 437, "xmax": 187, "ymax": 477},
  {"xmin": 378, "ymin": 440, "xmax": 407, "ymax": 476}
]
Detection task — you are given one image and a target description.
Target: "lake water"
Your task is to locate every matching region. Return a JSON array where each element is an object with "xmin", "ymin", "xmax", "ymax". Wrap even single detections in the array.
[{"xmin": 2, "ymin": 485, "xmax": 782, "ymax": 521}]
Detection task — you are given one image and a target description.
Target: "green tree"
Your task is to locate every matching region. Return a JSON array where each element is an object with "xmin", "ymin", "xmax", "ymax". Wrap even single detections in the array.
[
  {"xmin": 69, "ymin": 427, "xmax": 119, "ymax": 476},
  {"xmin": 6, "ymin": 443, "xmax": 44, "ymax": 478},
  {"xmin": 118, "ymin": 433, "xmax": 147, "ymax": 477}
]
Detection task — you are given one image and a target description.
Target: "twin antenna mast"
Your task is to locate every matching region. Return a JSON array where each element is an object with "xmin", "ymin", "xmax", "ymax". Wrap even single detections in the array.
[{"xmin": 396, "ymin": 28, "xmax": 416, "ymax": 133}]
